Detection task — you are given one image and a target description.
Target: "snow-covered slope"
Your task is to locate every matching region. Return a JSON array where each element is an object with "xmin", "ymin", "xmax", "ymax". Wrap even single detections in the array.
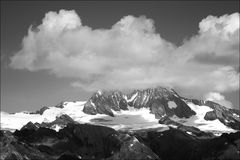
[
  {"xmin": 0, "ymin": 100, "xmax": 236, "ymax": 134},
  {"xmin": 1, "ymin": 101, "xmax": 86, "ymax": 131},
  {"xmin": 171, "ymin": 102, "xmax": 235, "ymax": 134},
  {"xmin": 0, "ymin": 101, "xmax": 165, "ymax": 131},
  {"xmin": 1, "ymin": 87, "xmax": 239, "ymax": 134}
]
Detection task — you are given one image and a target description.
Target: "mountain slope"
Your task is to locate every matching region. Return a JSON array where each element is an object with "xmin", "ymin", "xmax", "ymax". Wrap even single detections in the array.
[
  {"xmin": 83, "ymin": 87, "xmax": 196, "ymax": 118},
  {"xmin": 82, "ymin": 87, "xmax": 239, "ymax": 131},
  {"xmin": 1, "ymin": 87, "xmax": 239, "ymax": 134},
  {"xmin": 186, "ymin": 99, "xmax": 240, "ymax": 130}
]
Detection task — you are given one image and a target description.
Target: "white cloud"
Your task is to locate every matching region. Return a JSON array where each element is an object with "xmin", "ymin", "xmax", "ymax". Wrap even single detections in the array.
[
  {"xmin": 204, "ymin": 92, "xmax": 233, "ymax": 108},
  {"xmin": 10, "ymin": 10, "xmax": 239, "ymax": 99},
  {"xmin": 199, "ymin": 13, "xmax": 239, "ymax": 37}
]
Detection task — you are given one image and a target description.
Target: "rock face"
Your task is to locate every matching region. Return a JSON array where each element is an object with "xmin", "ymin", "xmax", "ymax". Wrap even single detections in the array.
[
  {"xmin": 204, "ymin": 110, "xmax": 217, "ymax": 120},
  {"xmin": 83, "ymin": 87, "xmax": 196, "ymax": 119},
  {"xmin": 188, "ymin": 99, "xmax": 240, "ymax": 130}
]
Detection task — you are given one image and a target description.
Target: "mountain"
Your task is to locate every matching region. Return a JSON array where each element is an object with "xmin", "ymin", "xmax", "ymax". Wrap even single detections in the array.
[
  {"xmin": 1, "ymin": 87, "xmax": 239, "ymax": 133},
  {"xmin": 82, "ymin": 87, "xmax": 239, "ymax": 131},
  {"xmin": 1, "ymin": 86, "xmax": 240, "ymax": 159},
  {"xmin": 83, "ymin": 87, "xmax": 196, "ymax": 118}
]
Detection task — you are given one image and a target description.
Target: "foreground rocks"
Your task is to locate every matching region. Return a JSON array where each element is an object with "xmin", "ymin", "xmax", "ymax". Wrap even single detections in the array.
[
  {"xmin": 1, "ymin": 122, "xmax": 239, "ymax": 160},
  {"xmin": 1, "ymin": 123, "xmax": 159, "ymax": 160},
  {"xmin": 133, "ymin": 128, "xmax": 240, "ymax": 160},
  {"xmin": 0, "ymin": 130, "xmax": 50, "ymax": 160}
]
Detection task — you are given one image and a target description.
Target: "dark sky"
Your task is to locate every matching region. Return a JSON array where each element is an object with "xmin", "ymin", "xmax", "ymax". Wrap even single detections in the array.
[{"xmin": 1, "ymin": 1, "xmax": 239, "ymax": 112}]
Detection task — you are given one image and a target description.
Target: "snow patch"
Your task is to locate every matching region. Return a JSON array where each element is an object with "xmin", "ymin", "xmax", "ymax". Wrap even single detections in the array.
[
  {"xmin": 0, "ymin": 101, "xmax": 86, "ymax": 131},
  {"xmin": 168, "ymin": 101, "xmax": 177, "ymax": 109},
  {"xmin": 233, "ymin": 113, "xmax": 239, "ymax": 118},
  {"xmin": 90, "ymin": 100, "xmax": 96, "ymax": 109},
  {"xmin": 97, "ymin": 90, "xmax": 102, "ymax": 95},
  {"xmin": 52, "ymin": 124, "xmax": 64, "ymax": 132},
  {"xmin": 186, "ymin": 131, "xmax": 193, "ymax": 135},
  {"xmin": 170, "ymin": 89, "xmax": 179, "ymax": 98},
  {"xmin": 127, "ymin": 92, "xmax": 138, "ymax": 102}
]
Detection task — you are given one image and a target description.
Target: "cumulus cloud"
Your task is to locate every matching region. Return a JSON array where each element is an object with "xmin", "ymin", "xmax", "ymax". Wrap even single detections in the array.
[
  {"xmin": 204, "ymin": 92, "xmax": 233, "ymax": 108},
  {"xmin": 10, "ymin": 10, "xmax": 239, "ymax": 105},
  {"xmin": 180, "ymin": 13, "xmax": 239, "ymax": 64}
]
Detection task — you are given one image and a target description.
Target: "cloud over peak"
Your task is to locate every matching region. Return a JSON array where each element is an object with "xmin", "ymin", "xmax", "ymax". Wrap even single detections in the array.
[
  {"xmin": 204, "ymin": 92, "xmax": 233, "ymax": 108},
  {"xmin": 10, "ymin": 10, "xmax": 239, "ymax": 101}
]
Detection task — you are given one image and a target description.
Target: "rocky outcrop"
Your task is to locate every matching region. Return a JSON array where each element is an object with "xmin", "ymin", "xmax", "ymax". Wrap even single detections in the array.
[
  {"xmin": 20, "ymin": 114, "xmax": 78, "ymax": 131},
  {"xmin": 55, "ymin": 101, "xmax": 65, "ymax": 108},
  {"xmin": 83, "ymin": 87, "xmax": 196, "ymax": 119},
  {"xmin": 31, "ymin": 106, "xmax": 49, "ymax": 115},
  {"xmin": 204, "ymin": 110, "xmax": 217, "ymax": 120},
  {"xmin": 40, "ymin": 114, "xmax": 77, "ymax": 129},
  {"xmin": 30, "ymin": 102, "xmax": 66, "ymax": 115},
  {"xmin": 20, "ymin": 121, "xmax": 40, "ymax": 131},
  {"xmin": 107, "ymin": 134, "xmax": 160, "ymax": 160}
]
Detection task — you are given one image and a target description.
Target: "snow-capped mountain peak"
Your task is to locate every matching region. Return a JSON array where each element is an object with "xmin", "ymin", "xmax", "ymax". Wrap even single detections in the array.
[{"xmin": 1, "ymin": 87, "xmax": 239, "ymax": 135}]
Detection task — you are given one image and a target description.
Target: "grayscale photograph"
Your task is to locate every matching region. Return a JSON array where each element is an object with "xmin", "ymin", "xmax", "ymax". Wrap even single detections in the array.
[{"xmin": 0, "ymin": 0, "xmax": 239, "ymax": 160}]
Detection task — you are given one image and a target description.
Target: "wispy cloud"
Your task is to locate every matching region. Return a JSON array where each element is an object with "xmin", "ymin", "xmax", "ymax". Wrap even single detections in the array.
[
  {"xmin": 204, "ymin": 92, "xmax": 233, "ymax": 108},
  {"xmin": 10, "ymin": 10, "xmax": 239, "ymax": 103}
]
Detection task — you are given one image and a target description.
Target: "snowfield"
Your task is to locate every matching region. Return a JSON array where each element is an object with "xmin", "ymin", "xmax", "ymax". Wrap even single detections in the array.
[
  {"xmin": 0, "ymin": 101, "xmax": 165, "ymax": 131},
  {"xmin": 0, "ymin": 101, "xmax": 236, "ymax": 134}
]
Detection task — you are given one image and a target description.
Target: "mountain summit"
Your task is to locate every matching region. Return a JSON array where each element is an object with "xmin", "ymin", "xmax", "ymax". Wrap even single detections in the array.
[
  {"xmin": 1, "ymin": 86, "xmax": 239, "ymax": 132},
  {"xmin": 82, "ymin": 87, "xmax": 239, "ymax": 130},
  {"xmin": 1, "ymin": 86, "xmax": 240, "ymax": 160},
  {"xmin": 83, "ymin": 87, "xmax": 196, "ymax": 118}
]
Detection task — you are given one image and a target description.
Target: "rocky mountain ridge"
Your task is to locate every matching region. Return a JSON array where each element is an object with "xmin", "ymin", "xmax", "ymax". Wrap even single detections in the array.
[
  {"xmin": 83, "ymin": 87, "xmax": 240, "ymax": 130},
  {"xmin": 1, "ymin": 86, "xmax": 240, "ymax": 160},
  {"xmin": 83, "ymin": 87, "xmax": 196, "ymax": 118}
]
